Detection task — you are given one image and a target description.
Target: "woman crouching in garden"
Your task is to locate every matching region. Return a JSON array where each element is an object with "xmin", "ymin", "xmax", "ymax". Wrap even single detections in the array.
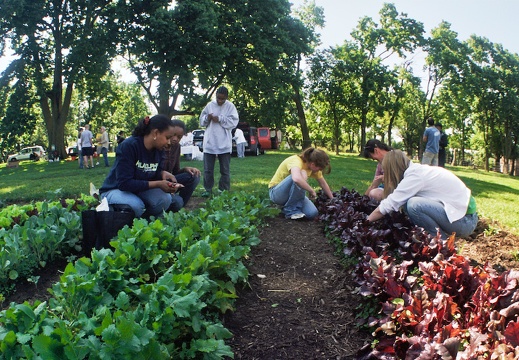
[
  {"xmin": 367, "ymin": 149, "xmax": 478, "ymax": 239},
  {"xmin": 269, "ymin": 147, "xmax": 333, "ymax": 220},
  {"xmin": 99, "ymin": 114, "xmax": 183, "ymax": 218}
]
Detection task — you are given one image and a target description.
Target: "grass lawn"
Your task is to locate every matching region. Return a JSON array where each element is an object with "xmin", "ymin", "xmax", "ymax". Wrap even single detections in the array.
[{"xmin": 1, "ymin": 149, "xmax": 518, "ymax": 234}]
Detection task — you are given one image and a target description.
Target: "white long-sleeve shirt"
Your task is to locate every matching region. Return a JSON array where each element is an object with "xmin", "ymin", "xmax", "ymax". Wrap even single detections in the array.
[
  {"xmin": 378, "ymin": 162, "xmax": 471, "ymax": 223},
  {"xmin": 199, "ymin": 100, "xmax": 239, "ymax": 154}
]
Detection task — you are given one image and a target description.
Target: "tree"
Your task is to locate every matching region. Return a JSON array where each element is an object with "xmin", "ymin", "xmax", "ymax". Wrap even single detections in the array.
[
  {"xmin": 118, "ymin": 0, "xmax": 317, "ymax": 131},
  {"xmin": 0, "ymin": 0, "xmax": 119, "ymax": 158},
  {"xmin": 345, "ymin": 3, "xmax": 425, "ymax": 150}
]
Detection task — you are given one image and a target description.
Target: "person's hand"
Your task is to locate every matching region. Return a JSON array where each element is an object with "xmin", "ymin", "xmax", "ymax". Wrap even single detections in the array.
[
  {"xmin": 308, "ymin": 189, "xmax": 317, "ymax": 199},
  {"xmin": 373, "ymin": 175, "xmax": 383, "ymax": 186},
  {"xmin": 184, "ymin": 166, "xmax": 201, "ymax": 177},
  {"xmin": 159, "ymin": 180, "xmax": 184, "ymax": 193},
  {"xmin": 161, "ymin": 171, "xmax": 176, "ymax": 182}
]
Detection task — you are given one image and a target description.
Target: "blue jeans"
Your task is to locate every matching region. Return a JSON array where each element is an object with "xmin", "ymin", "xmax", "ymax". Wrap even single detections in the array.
[
  {"xmin": 168, "ymin": 172, "xmax": 201, "ymax": 212},
  {"xmin": 101, "ymin": 188, "xmax": 172, "ymax": 218},
  {"xmin": 269, "ymin": 175, "xmax": 318, "ymax": 219},
  {"xmin": 101, "ymin": 147, "xmax": 109, "ymax": 167},
  {"xmin": 78, "ymin": 149, "xmax": 84, "ymax": 168},
  {"xmin": 203, "ymin": 153, "xmax": 231, "ymax": 192},
  {"xmin": 405, "ymin": 197, "xmax": 478, "ymax": 239},
  {"xmin": 236, "ymin": 143, "xmax": 245, "ymax": 158}
]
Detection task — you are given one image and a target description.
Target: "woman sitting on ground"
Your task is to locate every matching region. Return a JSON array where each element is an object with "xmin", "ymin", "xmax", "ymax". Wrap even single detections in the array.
[
  {"xmin": 367, "ymin": 149, "xmax": 478, "ymax": 239},
  {"xmin": 99, "ymin": 114, "xmax": 183, "ymax": 218},
  {"xmin": 269, "ymin": 147, "xmax": 333, "ymax": 220}
]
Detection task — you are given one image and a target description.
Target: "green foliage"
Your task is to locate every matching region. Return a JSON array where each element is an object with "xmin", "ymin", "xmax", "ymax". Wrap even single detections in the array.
[
  {"xmin": 0, "ymin": 197, "xmax": 98, "ymax": 295},
  {"xmin": 0, "ymin": 191, "xmax": 276, "ymax": 358}
]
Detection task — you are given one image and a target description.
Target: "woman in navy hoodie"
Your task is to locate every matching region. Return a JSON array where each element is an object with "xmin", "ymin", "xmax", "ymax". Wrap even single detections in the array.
[{"xmin": 100, "ymin": 114, "xmax": 183, "ymax": 218}]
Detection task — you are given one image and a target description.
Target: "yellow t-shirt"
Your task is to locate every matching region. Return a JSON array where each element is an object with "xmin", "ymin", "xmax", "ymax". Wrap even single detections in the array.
[{"xmin": 268, "ymin": 155, "xmax": 323, "ymax": 188}]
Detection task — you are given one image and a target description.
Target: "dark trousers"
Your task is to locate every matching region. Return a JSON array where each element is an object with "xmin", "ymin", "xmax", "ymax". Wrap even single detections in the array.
[
  {"xmin": 438, "ymin": 149, "xmax": 446, "ymax": 167},
  {"xmin": 203, "ymin": 152, "xmax": 231, "ymax": 192},
  {"xmin": 169, "ymin": 172, "xmax": 201, "ymax": 211}
]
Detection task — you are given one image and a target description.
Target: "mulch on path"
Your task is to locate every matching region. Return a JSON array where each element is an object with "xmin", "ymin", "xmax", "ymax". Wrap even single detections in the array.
[{"xmin": 223, "ymin": 216, "xmax": 371, "ymax": 359}]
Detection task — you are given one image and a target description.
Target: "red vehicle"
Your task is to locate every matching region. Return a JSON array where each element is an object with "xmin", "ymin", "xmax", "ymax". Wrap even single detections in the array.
[{"xmin": 257, "ymin": 127, "xmax": 280, "ymax": 150}]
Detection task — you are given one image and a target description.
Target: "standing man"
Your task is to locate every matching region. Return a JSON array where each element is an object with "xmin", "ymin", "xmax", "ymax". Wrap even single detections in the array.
[
  {"xmin": 422, "ymin": 117, "xmax": 441, "ymax": 166},
  {"xmin": 100, "ymin": 126, "xmax": 110, "ymax": 167},
  {"xmin": 80, "ymin": 124, "xmax": 95, "ymax": 169},
  {"xmin": 199, "ymin": 86, "xmax": 239, "ymax": 197},
  {"xmin": 233, "ymin": 127, "xmax": 247, "ymax": 158},
  {"xmin": 435, "ymin": 122, "xmax": 449, "ymax": 167}
]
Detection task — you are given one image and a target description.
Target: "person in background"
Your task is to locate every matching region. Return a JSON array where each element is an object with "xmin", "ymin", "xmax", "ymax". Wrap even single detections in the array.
[
  {"xmin": 162, "ymin": 119, "xmax": 201, "ymax": 211},
  {"xmin": 100, "ymin": 126, "xmax": 110, "ymax": 167},
  {"xmin": 78, "ymin": 127, "xmax": 84, "ymax": 169},
  {"xmin": 436, "ymin": 122, "xmax": 449, "ymax": 168},
  {"xmin": 199, "ymin": 86, "xmax": 239, "ymax": 197},
  {"xmin": 269, "ymin": 147, "xmax": 333, "ymax": 220},
  {"xmin": 362, "ymin": 139, "xmax": 391, "ymax": 201},
  {"xmin": 99, "ymin": 115, "xmax": 183, "ymax": 218},
  {"xmin": 233, "ymin": 127, "xmax": 247, "ymax": 158},
  {"xmin": 422, "ymin": 117, "xmax": 441, "ymax": 166},
  {"xmin": 80, "ymin": 124, "xmax": 95, "ymax": 169},
  {"xmin": 367, "ymin": 150, "xmax": 478, "ymax": 239},
  {"xmin": 116, "ymin": 131, "xmax": 126, "ymax": 147}
]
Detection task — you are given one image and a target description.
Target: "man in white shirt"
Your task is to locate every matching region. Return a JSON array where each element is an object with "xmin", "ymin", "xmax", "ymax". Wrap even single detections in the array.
[
  {"xmin": 100, "ymin": 126, "xmax": 110, "ymax": 167},
  {"xmin": 233, "ymin": 128, "xmax": 247, "ymax": 158},
  {"xmin": 199, "ymin": 86, "xmax": 239, "ymax": 196},
  {"xmin": 80, "ymin": 124, "xmax": 94, "ymax": 169}
]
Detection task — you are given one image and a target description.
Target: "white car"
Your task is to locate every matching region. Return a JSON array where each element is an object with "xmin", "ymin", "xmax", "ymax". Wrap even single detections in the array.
[{"xmin": 7, "ymin": 146, "xmax": 47, "ymax": 162}]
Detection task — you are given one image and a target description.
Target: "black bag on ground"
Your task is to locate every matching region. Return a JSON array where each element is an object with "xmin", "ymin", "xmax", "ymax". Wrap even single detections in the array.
[{"xmin": 81, "ymin": 204, "xmax": 135, "ymax": 255}]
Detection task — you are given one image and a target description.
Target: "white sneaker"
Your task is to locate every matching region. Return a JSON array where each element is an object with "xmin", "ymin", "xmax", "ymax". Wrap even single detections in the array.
[{"xmin": 290, "ymin": 213, "xmax": 305, "ymax": 220}]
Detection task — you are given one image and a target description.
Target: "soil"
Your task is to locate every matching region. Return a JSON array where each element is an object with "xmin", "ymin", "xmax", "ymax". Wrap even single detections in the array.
[{"xmin": 2, "ymin": 199, "xmax": 519, "ymax": 359}]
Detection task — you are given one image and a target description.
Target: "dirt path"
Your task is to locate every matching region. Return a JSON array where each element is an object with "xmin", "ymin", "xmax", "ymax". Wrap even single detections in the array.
[{"xmin": 223, "ymin": 215, "xmax": 371, "ymax": 359}]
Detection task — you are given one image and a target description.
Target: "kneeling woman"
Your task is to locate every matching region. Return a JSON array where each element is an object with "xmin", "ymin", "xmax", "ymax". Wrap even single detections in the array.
[
  {"xmin": 367, "ymin": 150, "xmax": 478, "ymax": 239},
  {"xmin": 269, "ymin": 147, "xmax": 333, "ymax": 220},
  {"xmin": 100, "ymin": 115, "xmax": 183, "ymax": 218}
]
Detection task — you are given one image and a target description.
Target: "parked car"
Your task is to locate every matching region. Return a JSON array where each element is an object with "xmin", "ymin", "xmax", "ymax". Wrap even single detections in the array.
[
  {"xmin": 232, "ymin": 123, "xmax": 263, "ymax": 156},
  {"xmin": 257, "ymin": 127, "xmax": 280, "ymax": 150},
  {"xmin": 192, "ymin": 129, "xmax": 205, "ymax": 151},
  {"xmin": 7, "ymin": 146, "xmax": 47, "ymax": 162}
]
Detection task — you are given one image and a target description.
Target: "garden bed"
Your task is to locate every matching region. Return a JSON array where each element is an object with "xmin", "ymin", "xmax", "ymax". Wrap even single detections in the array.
[{"xmin": 2, "ymin": 198, "xmax": 519, "ymax": 358}]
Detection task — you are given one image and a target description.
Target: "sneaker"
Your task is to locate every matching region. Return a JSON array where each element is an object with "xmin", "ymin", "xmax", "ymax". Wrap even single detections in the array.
[{"xmin": 289, "ymin": 213, "xmax": 305, "ymax": 220}]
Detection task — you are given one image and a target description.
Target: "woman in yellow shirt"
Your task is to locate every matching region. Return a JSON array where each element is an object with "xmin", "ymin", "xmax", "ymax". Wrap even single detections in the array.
[{"xmin": 269, "ymin": 148, "xmax": 333, "ymax": 220}]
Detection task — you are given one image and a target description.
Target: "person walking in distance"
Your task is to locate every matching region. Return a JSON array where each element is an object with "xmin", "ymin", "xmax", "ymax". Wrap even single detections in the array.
[
  {"xmin": 100, "ymin": 126, "xmax": 110, "ymax": 167},
  {"xmin": 233, "ymin": 127, "xmax": 247, "ymax": 158},
  {"xmin": 421, "ymin": 117, "xmax": 441, "ymax": 166},
  {"xmin": 80, "ymin": 124, "xmax": 95, "ymax": 169},
  {"xmin": 199, "ymin": 86, "xmax": 239, "ymax": 197}
]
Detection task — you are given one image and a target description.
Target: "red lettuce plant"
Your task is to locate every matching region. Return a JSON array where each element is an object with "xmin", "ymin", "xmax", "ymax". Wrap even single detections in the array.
[{"xmin": 315, "ymin": 188, "xmax": 519, "ymax": 359}]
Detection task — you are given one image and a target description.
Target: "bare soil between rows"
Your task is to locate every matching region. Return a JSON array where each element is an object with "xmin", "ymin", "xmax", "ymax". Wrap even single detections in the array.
[{"xmin": 2, "ymin": 198, "xmax": 519, "ymax": 359}]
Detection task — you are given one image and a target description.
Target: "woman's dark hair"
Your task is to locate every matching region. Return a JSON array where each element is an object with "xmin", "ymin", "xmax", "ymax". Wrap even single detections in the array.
[
  {"xmin": 363, "ymin": 139, "xmax": 392, "ymax": 159},
  {"xmin": 299, "ymin": 147, "xmax": 331, "ymax": 174},
  {"xmin": 171, "ymin": 119, "xmax": 186, "ymax": 132},
  {"xmin": 132, "ymin": 114, "xmax": 172, "ymax": 137}
]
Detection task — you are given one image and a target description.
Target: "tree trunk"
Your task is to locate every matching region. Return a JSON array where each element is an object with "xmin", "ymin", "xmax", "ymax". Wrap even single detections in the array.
[{"xmin": 292, "ymin": 83, "xmax": 311, "ymax": 149}]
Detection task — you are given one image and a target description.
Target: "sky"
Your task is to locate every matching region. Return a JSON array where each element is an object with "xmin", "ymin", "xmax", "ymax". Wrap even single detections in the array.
[
  {"xmin": 2, "ymin": 1, "xmax": 518, "ymax": 72},
  {"xmin": 291, "ymin": 0, "xmax": 519, "ymax": 55}
]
